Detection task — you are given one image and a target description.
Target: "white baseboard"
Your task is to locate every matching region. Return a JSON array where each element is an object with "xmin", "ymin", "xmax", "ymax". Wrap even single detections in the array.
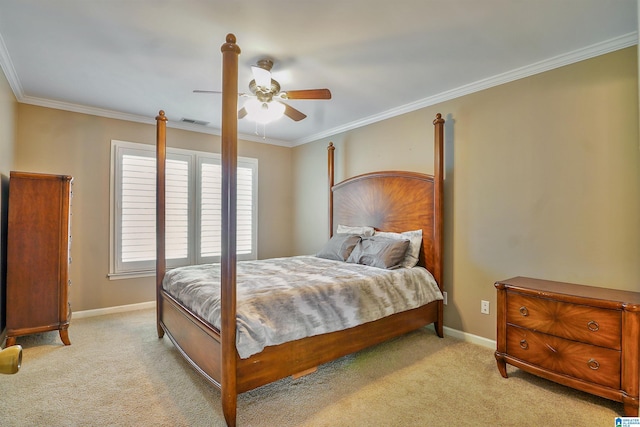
[
  {"xmin": 426, "ymin": 324, "xmax": 496, "ymax": 349},
  {"xmin": 73, "ymin": 301, "xmax": 497, "ymax": 349},
  {"xmin": 72, "ymin": 301, "xmax": 156, "ymax": 319},
  {"xmin": 443, "ymin": 326, "xmax": 496, "ymax": 349}
]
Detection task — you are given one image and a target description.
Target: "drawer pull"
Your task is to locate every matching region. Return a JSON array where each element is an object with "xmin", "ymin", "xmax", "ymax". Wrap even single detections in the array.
[
  {"xmin": 587, "ymin": 358, "xmax": 600, "ymax": 370},
  {"xmin": 519, "ymin": 306, "xmax": 529, "ymax": 317},
  {"xmin": 519, "ymin": 339, "xmax": 529, "ymax": 350},
  {"xmin": 587, "ymin": 320, "xmax": 599, "ymax": 332}
]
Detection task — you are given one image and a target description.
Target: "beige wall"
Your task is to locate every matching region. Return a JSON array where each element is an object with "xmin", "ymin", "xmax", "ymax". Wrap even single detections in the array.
[
  {"xmin": 0, "ymin": 64, "xmax": 17, "ymax": 333},
  {"xmin": 14, "ymin": 105, "xmax": 293, "ymax": 311},
  {"xmin": 0, "ymin": 69, "xmax": 16, "ymax": 173},
  {"xmin": 293, "ymin": 47, "xmax": 640, "ymax": 340},
  {"xmin": 3, "ymin": 46, "xmax": 638, "ymax": 342}
]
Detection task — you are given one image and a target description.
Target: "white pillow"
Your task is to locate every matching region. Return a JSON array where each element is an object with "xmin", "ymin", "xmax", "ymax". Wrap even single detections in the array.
[
  {"xmin": 337, "ymin": 224, "xmax": 375, "ymax": 237},
  {"xmin": 373, "ymin": 229, "xmax": 422, "ymax": 268}
]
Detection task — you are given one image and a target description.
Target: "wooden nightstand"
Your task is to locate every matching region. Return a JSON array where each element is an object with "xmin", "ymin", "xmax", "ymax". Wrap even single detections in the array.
[{"xmin": 495, "ymin": 276, "xmax": 640, "ymax": 416}]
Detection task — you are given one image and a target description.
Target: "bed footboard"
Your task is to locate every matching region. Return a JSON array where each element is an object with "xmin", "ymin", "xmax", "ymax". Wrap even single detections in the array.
[
  {"xmin": 236, "ymin": 300, "xmax": 440, "ymax": 392},
  {"xmin": 160, "ymin": 291, "xmax": 440, "ymax": 396},
  {"xmin": 160, "ymin": 292, "xmax": 223, "ymax": 387}
]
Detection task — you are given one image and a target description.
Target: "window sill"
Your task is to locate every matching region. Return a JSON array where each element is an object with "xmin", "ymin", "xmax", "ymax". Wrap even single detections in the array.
[{"xmin": 107, "ymin": 270, "xmax": 155, "ymax": 281}]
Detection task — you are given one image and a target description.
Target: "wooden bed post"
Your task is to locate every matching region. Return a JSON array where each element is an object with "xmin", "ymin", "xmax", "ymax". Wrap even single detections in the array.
[
  {"xmin": 328, "ymin": 142, "xmax": 335, "ymax": 237},
  {"xmin": 155, "ymin": 110, "xmax": 167, "ymax": 339},
  {"xmin": 220, "ymin": 33, "xmax": 241, "ymax": 427},
  {"xmin": 432, "ymin": 113, "xmax": 445, "ymax": 338}
]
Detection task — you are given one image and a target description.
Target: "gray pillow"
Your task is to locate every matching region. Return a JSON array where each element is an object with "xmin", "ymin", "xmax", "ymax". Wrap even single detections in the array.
[
  {"xmin": 316, "ymin": 234, "xmax": 362, "ymax": 261},
  {"xmin": 374, "ymin": 229, "xmax": 422, "ymax": 268},
  {"xmin": 346, "ymin": 236, "xmax": 410, "ymax": 269}
]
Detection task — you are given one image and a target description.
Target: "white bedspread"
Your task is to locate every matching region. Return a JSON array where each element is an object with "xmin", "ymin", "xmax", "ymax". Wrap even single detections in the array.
[{"xmin": 162, "ymin": 255, "xmax": 442, "ymax": 359}]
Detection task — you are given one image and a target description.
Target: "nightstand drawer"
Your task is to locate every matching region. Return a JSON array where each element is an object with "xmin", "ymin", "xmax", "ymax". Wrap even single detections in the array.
[
  {"xmin": 506, "ymin": 325, "xmax": 621, "ymax": 389},
  {"xmin": 507, "ymin": 292, "xmax": 621, "ymax": 349}
]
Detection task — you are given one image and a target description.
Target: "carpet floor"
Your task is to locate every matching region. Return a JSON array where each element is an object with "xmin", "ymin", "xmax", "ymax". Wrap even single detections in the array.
[{"xmin": 0, "ymin": 308, "xmax": 622, "ymax": 426}]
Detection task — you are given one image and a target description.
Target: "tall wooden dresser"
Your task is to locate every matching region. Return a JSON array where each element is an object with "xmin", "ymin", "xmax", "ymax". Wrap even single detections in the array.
[
  {"xmin": 495, "ymin": 276, "xmax": 640, "ymax": 416},
  {"xmin": 5, "ymin": 172, "xmax": 73, "ymax": 346}
]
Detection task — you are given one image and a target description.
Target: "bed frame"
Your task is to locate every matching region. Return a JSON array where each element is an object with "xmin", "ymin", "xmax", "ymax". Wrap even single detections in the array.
[{"xmin": 155, "ymin": 34, "xmax": 445, "ymax": 427}]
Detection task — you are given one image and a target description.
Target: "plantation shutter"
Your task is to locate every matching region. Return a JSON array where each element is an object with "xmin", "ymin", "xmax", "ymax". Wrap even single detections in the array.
[
  {"xmin": 200, "ymin": 161, "xmax": 255, "ymax": 258},
  {"xmin": 236, "ymin": 166, "xmax": 254, "ymax": 255},
  {"xmin": 200, "ymin": 162, "xmax": 222, "ymax": 257},
  {"xmin": 120, "ymin": 154, "xmax": 156, "ymax": 263},
  {"xmin": 165, "ymin": 159, "xmax": 190, "ymax": 260},
  {"xmin": 119, "ymin": 154, "xmax": 189, "ymax": 270},
  {"xmin": 110, "ymin": 140, "xmax": 257, "ymax": 277}
]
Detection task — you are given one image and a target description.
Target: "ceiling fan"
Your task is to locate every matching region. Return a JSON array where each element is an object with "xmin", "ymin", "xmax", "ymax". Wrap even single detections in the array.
[{"xmin": 194, "ymin": 59, "xmax": 331, "ymax": 123}]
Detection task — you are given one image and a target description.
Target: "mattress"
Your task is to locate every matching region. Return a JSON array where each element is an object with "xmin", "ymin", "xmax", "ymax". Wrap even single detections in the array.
[{"xmin": 162, "ymin": 255, "xmax": 443, "ymax": 358}]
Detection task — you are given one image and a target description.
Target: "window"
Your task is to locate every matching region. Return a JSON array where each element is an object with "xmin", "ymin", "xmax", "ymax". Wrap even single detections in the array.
[{"xmin": 110, "ymin": 140, "xmax": 258, "ymax": 278}]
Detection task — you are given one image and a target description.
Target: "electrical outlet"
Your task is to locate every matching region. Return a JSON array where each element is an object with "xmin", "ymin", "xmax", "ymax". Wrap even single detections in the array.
[
  {"xmin": 443, "ymin": 291, "xmax": 448, "ymax": 305},
  {"xmin": 481, "ymin": 300, "xmax": 490, "ymax": 315}
]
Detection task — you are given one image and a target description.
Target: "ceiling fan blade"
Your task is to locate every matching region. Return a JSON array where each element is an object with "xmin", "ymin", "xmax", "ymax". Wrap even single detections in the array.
[
  {"xmin": 251, "ymin": 66, "xmax": 272, "ymax": 89},
  {"xmin": 238, "ymin": 107, "xmax": 248, "ymax": 120},
  {"xmin": 282, "ymin": 103, "xmax": 307, "ymax": 121},
  {"xmin": 282, "ymin": 89, "xmax": 331, "ymax": 100}
]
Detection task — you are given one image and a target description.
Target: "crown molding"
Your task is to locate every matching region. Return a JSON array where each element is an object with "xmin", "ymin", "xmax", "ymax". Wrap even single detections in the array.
[
  {"xmin": 292, "ymin": 31, "xmax": 638, "ymax": 146},
  {"xmin": 17, "ymin": 95, "xmax": 293, "ymax": 147},
  {"xmin": 0, "ymin": 32, "xmax": 292, "ymax": 147},
  {"xmin": 0, "ymin": 31, "xmax": 23, "ymax": 97},
  {"xmin": 1, "ymin": 30, "xmax": 636, "ymax": 148}
]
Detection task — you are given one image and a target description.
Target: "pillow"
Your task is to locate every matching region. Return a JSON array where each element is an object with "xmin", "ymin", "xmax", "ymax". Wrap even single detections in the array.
[
  {"xmin": 316, "ymin": 234, "xmax": 362, "ymax": 262},
  {"xmin": 346, "ymin": 236, "xmax": 410, "ymax": 269},
  {"xmin": 336, "ymin": 224, "xmax": 375, "ymax": 237},
  {"xmin": 374, "ymin": 229, "xmax": 422, "ymax": 268}
]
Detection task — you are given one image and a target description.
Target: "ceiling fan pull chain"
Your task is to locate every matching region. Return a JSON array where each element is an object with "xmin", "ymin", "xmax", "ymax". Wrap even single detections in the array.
[{"xmin": 252, "ymin": 121, "xmax": 267, "ymax": 139}]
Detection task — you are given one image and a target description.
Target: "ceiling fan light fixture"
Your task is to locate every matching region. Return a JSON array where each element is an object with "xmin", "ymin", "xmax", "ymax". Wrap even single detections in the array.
[
  {"xmin": 243, "ymin": 98, "xmax": 285, "ymax": 124},
  {"xmin": 251, "ymin": 65, "xmax": 272, "ymax": 90}
]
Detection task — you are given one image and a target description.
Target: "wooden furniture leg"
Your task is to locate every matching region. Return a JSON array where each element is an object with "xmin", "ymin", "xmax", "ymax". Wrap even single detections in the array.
[
  {"xmin": 495, "ymin": 353, "xmax": 508, "ymax": 378},
  {"xmin": 59, "ymin": 328, "xmax": 71, "ymax": 346}
]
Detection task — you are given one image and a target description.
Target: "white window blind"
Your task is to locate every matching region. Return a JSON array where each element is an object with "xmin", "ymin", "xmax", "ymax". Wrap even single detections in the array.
[
  {"xmin": 200, "ymin": 163, "xmax": 255, "ymax": 258},
  {"xmin": 200, "ymin": 162, "xmax": 222, "ymax": 257},
  {"xmin": 237, "ymin": 166, "xmax": 254, "ymax": 255},
  {"xmin": 120, "ymin": 154, "xmax": 156, "ymax": 263},
  {"xmin": 110, "ymin": 140, "xmax": 258, "ymax": 278},
  {"xmin": 165, "ymin": 159, "xmax": 190, "ymax": 260}
]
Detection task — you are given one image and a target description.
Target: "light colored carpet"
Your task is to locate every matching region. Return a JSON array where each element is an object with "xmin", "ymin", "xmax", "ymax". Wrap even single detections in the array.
[{"xmin": 1, "ymin": 308, "xmax": 621, "ymax": 426}]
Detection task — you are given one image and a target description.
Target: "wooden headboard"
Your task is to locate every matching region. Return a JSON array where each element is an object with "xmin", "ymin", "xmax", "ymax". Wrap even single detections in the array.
[
  {"xmin": 332, "ymin": 171, "xmax": 435, "ymax": 268},
  {"xmin": 328, "ymin": 114, "xmax": 444, "ymax": 289}
]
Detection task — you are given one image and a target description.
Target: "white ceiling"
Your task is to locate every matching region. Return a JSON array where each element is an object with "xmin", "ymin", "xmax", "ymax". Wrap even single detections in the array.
[{"xmin": 0, "ymin": 0, "xmax": 637, "ymax": 146}]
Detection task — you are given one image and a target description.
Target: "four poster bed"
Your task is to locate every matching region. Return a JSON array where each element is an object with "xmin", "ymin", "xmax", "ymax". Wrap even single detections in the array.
[{"xmin": 155, "ymin": 34, "xmax": 445, "ymax": 427}]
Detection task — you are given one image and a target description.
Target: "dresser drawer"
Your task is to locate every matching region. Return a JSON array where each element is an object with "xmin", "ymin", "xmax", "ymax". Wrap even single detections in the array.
[
  {"xmin": 506, "ymin": 292, "xmax": 621, "ymax": 349},
  {"xmin": 506, "ymin": 324, "xmax": 621, "ymax": 389}
]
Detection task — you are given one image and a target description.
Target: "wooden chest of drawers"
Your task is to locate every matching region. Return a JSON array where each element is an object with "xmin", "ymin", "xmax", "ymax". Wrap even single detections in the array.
[
  {"xmin": 495, "ymin": 277, "xmax": 640, "ymax": 416},
  {"xmin": 5, "ymin": 172, "xmax": 73, "ymax": 346}
]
